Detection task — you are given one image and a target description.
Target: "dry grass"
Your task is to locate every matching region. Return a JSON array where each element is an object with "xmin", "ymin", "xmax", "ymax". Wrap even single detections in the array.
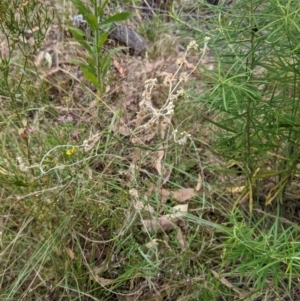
[{"xmin": 1, "ymin": 0, "xmax": 300, "ymax": 300}]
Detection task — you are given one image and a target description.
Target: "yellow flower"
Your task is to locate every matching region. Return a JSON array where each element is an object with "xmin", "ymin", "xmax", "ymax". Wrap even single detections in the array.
[{"xmin": 66, "ymin": 147, "xmax": 77, "ymax": 156}]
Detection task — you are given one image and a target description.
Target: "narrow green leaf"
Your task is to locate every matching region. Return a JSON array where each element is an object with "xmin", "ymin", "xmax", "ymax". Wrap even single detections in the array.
[
  {"xmin": 68, "ymin": 25, "xmax": 92, "ymax": 53},
  {"xmin": 98, "ymin": 0, "xmax": 109, "ymax": 19},
  {"xmin": 85, "ymin": 14, "xmax": 98, "ymax": 31},
  {"xmin": 104, "ymin": 108, "xmax": 121, "ymax": 152},
  {"xmin": 101, "ymin": 12, "xmax": 134, "ymax": 25},
  {"xmin": 202, "ymin": 115, "xmax": 237, "ymax": 133},
  {"xmin": 69, "ymin": 58, "xmax": 81, "ymax": 66},
  {"xmin": 14, "ymin": 179, "xmax": 30, "ymax": 187},
  {"xmin": 69, "ymin": 0, "xmax": 92, "ymax": 17},
  {"xmin": 222, "ymin": 86, "xmax": 228, "ymax": 111},
  {"xmin": 292, "ymin": 44, "xmax": 300, "ymax": 53},
  {"xmin": 100, "ymin": 54, "xmax": 111, "ymax": 78},
  {"xmin": 97, "ymin": 32, "xmax": 108, "ymax": 51},
  {"xmin": 81, "ymin": 65, "xmax": 99, "ymax": 88},
  {"xmin": 68, "ymin": 25, "xmax": 85, "ymax": 38},
  {"xmin": 85, "ymin": 56, "xmax": 96, "ymax": 68}
]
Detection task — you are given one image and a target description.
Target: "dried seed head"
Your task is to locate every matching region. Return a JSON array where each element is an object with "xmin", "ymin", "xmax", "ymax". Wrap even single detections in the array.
[
  {"xmin": 169, "ymin": 94, "xmax": 178, "ymax": 101},
  {"xmin": 166, "ymin": 101, "xmax": 175, "ymax": 115},
  {"xmin": 17, "ymin": 156, "xmax": 28, "ymax": 172},
  {"xmin": 134, "ymin": 201, "xmax": 144, "ymax": 211},
  {"xmin": 187, "ymin": 40, "xmax": 198, "ymax": 51},
  {"xmin": 176, "ymin": 89, "xmax": 185, "ymax": 97},
  {"xmin": 144, "ymin": 78, "xmax": 157, "ymax": 89},
  {"xmin": 142, "ymin": 91, "xmax": 152, "ymax": 101},
  {"xmin": 129, "ymin": 188, "xmax": 139, "ymax": 198},
  {"xmin": 173, "ymin": 130, "xmax": 191, "ymax": 145},
  {"xmin": 146, "ymin": 239, "xmax": 158, "ymax": 249},
  {"xmin": 148, "ymin": 119, "xmax": 157, "ymax": 128},
  {"xmin": 131, "ymin": 137, "xmax": 141, "ymax": 145},
  {"xmin": 163, "ymin": 73, "xmax": 174, "ymax": 86},
  {"xmin": 137, "ymin": 110, "xmax": 146, "ymax": 119},
  {"xmin": 176, "ymin": 56, "xmax": 187, "ymax": 67},
  {"xmin": 179, "ymin": 72, "xmax": 188, "ymax": 83},
  {"xmin": 143, "ymin": 204, "xmax": 155, "ymax": 214},
  {"xmin": 204, "ymin": 36, "xmax": 211, "ymax": 44}
]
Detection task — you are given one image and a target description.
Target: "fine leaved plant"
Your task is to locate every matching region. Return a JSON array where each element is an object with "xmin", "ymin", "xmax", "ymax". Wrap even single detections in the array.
[
  {"xmin": 174, "ymin": 0, "xmax": 300, "ymax": 210},
  {"xmin": 0, "ymin": 0, "xmax": 53, "ymax": 180},
  {"xmin": 172, "ymin": 0, "xmax": 300, "ymax": 298}
]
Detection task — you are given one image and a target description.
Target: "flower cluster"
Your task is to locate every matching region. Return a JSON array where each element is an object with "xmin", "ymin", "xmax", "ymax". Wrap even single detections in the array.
[
  {"xmin": 172, "ymin": 130, "xmax": 191, "ymax": 145},
  {"xmin": 57, "ymin": 114, "xmax": 73, "ymax": 122},
  {"xmin": 65, "ymin": 147, "xmax": 77, "ymax": 156}
]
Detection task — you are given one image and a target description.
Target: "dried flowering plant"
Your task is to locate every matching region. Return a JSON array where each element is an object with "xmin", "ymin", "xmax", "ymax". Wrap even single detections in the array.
[
  {"xmin": 132, "ymin": 38, "xmax": 210, "ymax": 147},
  {"xmin": 127, "ymin": 38, "xmax": 211, "ymax": 236}
]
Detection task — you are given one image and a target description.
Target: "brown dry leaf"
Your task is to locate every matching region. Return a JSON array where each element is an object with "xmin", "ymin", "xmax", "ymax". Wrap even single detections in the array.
[
  {"xmin": 160, "ymin": 189, "xmax": 171, "ymax": 203},
  {"xmin": 144, "ymin": 59, "xmax": 165, "ymax": 73},
  {"xmin": 142, "ymin": 217, "xmax": 175, "ymax": 232},
  {"xmin": 144, "ymin": 130, "xmax": 157, "ymax": 142},
  {"xmin": 227, "ymin": 186, "xmax": 245, "ymax": 194},
  {"xmin": 124, "ymin": 89, "xmax": 138, "ymax": 112},
  {"xmin": 54, "ymin": 247, "xmax": 62, "ymax": 257},
  {"xmin": 92, "ymin": 275, "xmax": 115, "ymax": 286},
  {"xmin": 154, "ymin": 150, "xmax": 165, "ymax": 176},
  {"xmin": 113, "ymin": 117, "xmax": 131, "ymax": 136},
  {"xmin": 146, "ymin": 183, "xmax": 155, "ymax": 198},
  {"xmin": 65, "ymin": 247, "xmax": 75, "ymax": 260},
  {"xmin": 142, "ymin": 204, "xmax": 188, "ymax": 232},
  {"xmin": 162, "ymin": 166, "xmax": 173, "ymax": 184},
  {"xmin": 18, "ymin": 127, "xmax": 28, "ymax": 140},
  {"xmin": 132, "ymin": 148, "xmax": 141, "ymax": 168},
  {"xmin": 84, "ymin": 132, "xmax": 102, "ymax": 152},
  {"xmin": 113, "ymin": 60, "xmax": 124, "ymax": 77},
  {"xmin": 186, "ymin": 62, "xmax": 196, "ymax": 69},
  {"xmin": 165, "ymin": 204, "xmax": 188, "ymax": 220},
  {"xmin": 211, "ymin": 270, "xmax": 247, "ymax": 299},
  {"xmin": 176, "ymin": 227, "xmax": 186, "ymax": 250},
  {"xmin": 126, "ymin": 100, "xmax": 137, "ymax": 112},
  {"xmin": 161, "ymin": 188, "xmax": 196, "ymax": 203},
  {"xmin": 195, "ymin": 173, "xmax": 202, "ymax": 192},
  {"xmin": 87, "ymin": 167, "xmax": 93, "ymax": 180}
]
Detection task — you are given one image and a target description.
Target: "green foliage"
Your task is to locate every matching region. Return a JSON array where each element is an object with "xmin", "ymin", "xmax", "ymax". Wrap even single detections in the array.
[
  {"xmin": 221, "ymin": 209, "xmax": 300, "ymax": 293},
  {"xmin": 172, "ymin": 0, "xmax": 300, "ymax": 297},
  {"xmin": 0, "ymin": 0, "xmax": 53, "ymax": 178},
  {"xmin": 175, "ymin": 0, "xmax": 300, "ymax": 209},
  {"xmin": 68, "ymin": 0, "xmax": 133, "ymax": 95},
  {"xmin": 0, "ymin": 0, "xmax": 53, "ymax": 111}
]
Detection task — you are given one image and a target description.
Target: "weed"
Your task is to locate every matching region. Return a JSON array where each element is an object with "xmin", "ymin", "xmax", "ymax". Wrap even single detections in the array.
[{"xmin": 69, "ymin": 0, "xmax": 133, "ymax": 95}]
